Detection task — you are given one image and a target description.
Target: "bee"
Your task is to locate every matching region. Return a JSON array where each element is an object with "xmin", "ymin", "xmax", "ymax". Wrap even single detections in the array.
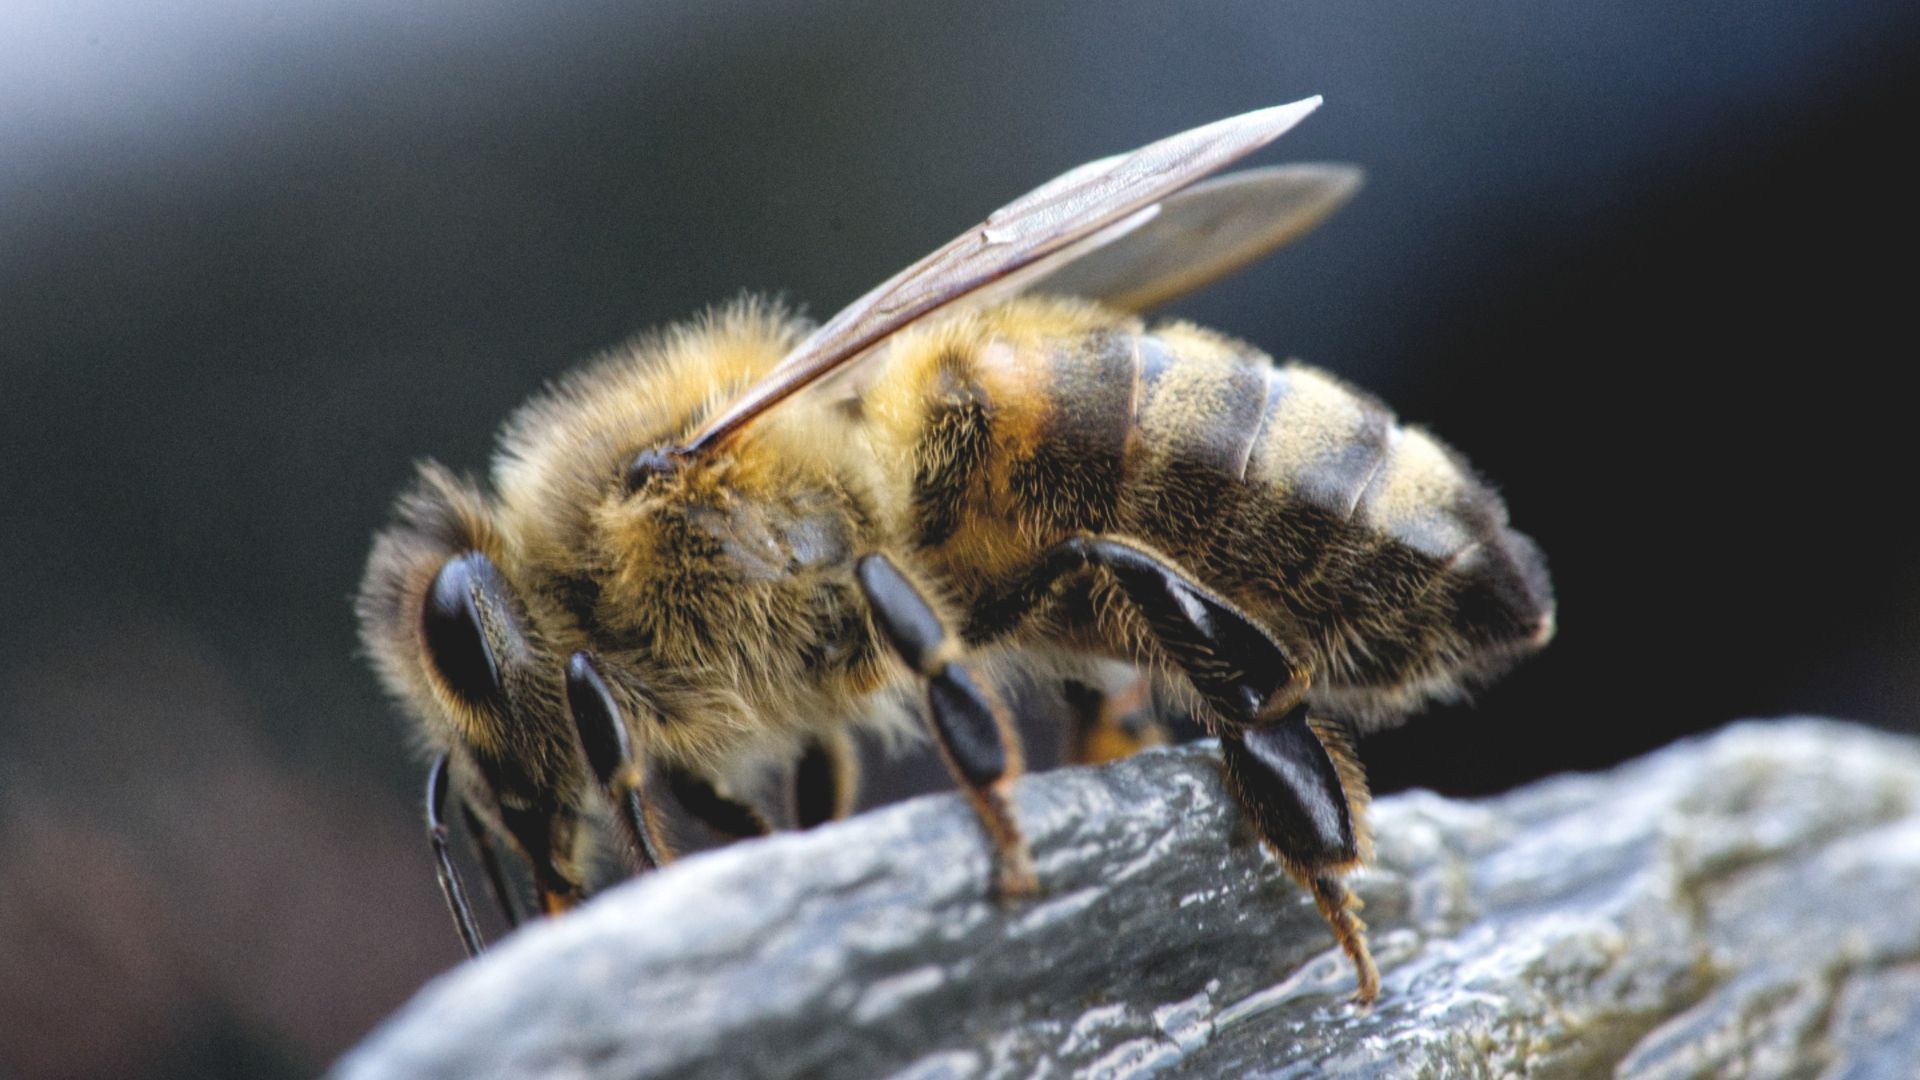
[{"xmin": 357, "ymin": 97, "xmax": 1554, "ymax": 1004}]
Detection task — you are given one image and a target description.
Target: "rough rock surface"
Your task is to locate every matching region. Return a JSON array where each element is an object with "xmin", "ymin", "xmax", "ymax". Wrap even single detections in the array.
[{"xmin": 334, "ymin": 721, "xmax": 1920, "ymax": 1079}]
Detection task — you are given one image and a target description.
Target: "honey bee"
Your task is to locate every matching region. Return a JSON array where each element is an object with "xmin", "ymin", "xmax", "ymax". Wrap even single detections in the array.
[{"xmin": 357, "ymin": 97, "xmax": 1554, "ymax": 1004}]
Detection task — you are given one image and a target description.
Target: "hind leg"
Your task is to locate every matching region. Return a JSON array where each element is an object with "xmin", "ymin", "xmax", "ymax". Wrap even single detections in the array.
[
  {"xmin": 978, "ymin": 535, "xmax": 1379, "ymax": 1002},
  {"xmin": 1219, "ymin": 706, "xmax": 1375, "ymax": 1003}
]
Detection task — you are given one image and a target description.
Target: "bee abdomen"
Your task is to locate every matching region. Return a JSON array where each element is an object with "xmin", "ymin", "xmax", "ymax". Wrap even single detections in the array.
[
  {"xmin": 1010, "ymin": 330, "xmax": 1439, "ymax": 554},
  {"xmin": 1000, "ymin": 328, "xmax": 1552, "ymax": 692},
  {"xmin": 1239, "ymin": 360, "xmax": 1551, "ymax": 664}
]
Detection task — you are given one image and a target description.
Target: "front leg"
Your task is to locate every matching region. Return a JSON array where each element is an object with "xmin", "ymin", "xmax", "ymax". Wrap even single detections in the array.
[
  {"xmin": 423, "ymin": 751, "xmax": 546, "ymax": 955},
  {"xmin": 566, "ymin": 650, "xmax": 673, "ymax": 874},
  {"xmin": 855, "ymin": 553, "xmax": 1036, "ymax": 897}
]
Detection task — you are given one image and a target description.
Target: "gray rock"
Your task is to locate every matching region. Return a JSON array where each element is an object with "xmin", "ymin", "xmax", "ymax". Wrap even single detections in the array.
[{"xmin": 333, "ymin": 720, "xmax": 1920, "ymax": 1079}]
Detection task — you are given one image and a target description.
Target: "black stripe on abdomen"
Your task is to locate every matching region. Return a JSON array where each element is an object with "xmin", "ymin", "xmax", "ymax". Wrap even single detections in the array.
[{"xmin": 1005, "ymin": 330, "xmax": 1138, "ymax": 534}]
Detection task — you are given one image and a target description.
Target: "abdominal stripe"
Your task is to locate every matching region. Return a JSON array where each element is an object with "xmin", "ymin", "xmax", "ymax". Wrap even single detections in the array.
[{"xmin": 1005, "ymin": 331, "xmax": 1139, "ymax": 533}]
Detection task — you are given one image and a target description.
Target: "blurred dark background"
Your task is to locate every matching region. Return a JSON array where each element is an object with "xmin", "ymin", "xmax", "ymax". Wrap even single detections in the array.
[{"xmin": 4, "ymin": 2, "xmax": 1917, "ymax": 1076}]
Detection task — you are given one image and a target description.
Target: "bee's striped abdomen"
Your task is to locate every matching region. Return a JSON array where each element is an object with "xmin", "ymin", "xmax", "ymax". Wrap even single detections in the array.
[{"xmin": 913, "ymin": 312, "xmax": 1552, "ymax": 709}]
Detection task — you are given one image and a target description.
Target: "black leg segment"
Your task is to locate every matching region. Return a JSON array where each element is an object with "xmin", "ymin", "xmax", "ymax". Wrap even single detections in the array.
[
  {"xmin": 566, "ymin": 650, "xmax": 670, "ymax": 874},
  {"xmin": 667, "ymin": 769, "xmax": 772, "ymax": 841},
  {"xmin": 793, "ymin": 731, "xmax": 858, "ymax": 830},
  {"xmin": 1219, "ymin": 704, "xmax": 1356, "ymax": 866},
  {"xmin": 926, "ymin": 662, "xmax": 1009, "ymax": 788},
  {"xmin": 857, "ymin": 554, "xmax": 951, "ymax": 674},
  {"xmin": 1221, "ymin": 708, "xmax": 1377, "ymax": 1005},
  {"xmin": 856, "ymin": 553, "xmax": 1035, "ymax": 897},
  {"xmin": 971, "ymin": 537, "xmax": 1296, "ymax": 722},
  {"xmin": 857, "ymin": 555, "xmax": 1013, "ymax": 791}
]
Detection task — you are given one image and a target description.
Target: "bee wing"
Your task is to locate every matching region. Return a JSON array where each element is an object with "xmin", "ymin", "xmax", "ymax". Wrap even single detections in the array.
[
  {"xmin": 680, "ymin": 96, "xmax": 1325, "ymax": 453},
  {"xmin": 1018, "ymin": 163, "xmax": 1362, "ymax": 312}
]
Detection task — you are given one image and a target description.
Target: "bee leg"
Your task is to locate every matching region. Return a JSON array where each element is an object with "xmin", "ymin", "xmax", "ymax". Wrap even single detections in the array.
[
  {"xmin": 565, "ymin": 650, "xmax": 673, "ymax": 875},
  {"xmin": 1095, "ymin": 539, "xmax": 1375, "ymax": 1004},
  {"xmin": 416, "ymin": 550, "xmax": 592, "ymax": 917},
  {"xmin": 426, "ymin": 752, "xmax": 487, "ymax": 957},
  {"xmin": 667, "ymin": 768, "xmax": 773, "ymax": 840},
  {"xmin": 1062, "ymin": 673, "xmax": 1164, "ymax": 766},
  {"xmin": 486, "ymin": 803, "xmax": 589, "ymax": 916},
  {"xmin": 793, "ymin": 729, "xmax": 859, "ymax": 829},
  {"xmin": 458, "ymin": 800, "xmax": 523, "ymax": 930},
  {"xmin": 855, "ymin": 553, "xmax": 1037, "ymax": 898},
  {"xmin": 982, "ymin": 536, "xmax": 1378, "ymax": 1002},
  {"xmin": 1220, "ymin": 708, "xmax": 1377, "ymax": 1005}
]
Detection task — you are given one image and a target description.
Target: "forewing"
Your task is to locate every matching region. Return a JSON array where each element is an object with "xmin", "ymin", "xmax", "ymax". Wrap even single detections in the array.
[
  {"xmin": 680, "ymin": 96, "xmax": 1325, "ymax": 453},
  {"xmin": 1021, "ymin": 163, "xmax": 1362, "ymax": 312}
]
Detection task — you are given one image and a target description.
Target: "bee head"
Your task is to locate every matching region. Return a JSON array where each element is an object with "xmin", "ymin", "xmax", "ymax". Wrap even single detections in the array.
[{"xmin": 358, "ymin": 462, "xmax": 595, "ymax": 909}]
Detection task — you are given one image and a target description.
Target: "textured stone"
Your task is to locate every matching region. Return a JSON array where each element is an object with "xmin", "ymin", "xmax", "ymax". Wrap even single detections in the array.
[{"xmin": 333, "ymin": 720, "xmax": 1920, "ymax": 1079}]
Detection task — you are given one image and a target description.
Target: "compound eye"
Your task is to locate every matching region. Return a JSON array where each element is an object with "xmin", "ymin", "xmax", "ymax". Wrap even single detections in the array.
[
  {"xmin": 423, "ymin": 552, "xmax": 507, "ymax": 703},
  {"xmin": 623, "ymin": 447, "xmax": 680, "ymax": 495}
]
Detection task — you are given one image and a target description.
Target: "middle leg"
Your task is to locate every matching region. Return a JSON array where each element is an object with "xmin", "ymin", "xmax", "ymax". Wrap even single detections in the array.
[
  {"xmin": 1062, "ymin": 670, "xmax": 1165, "ymax": 766},
  {"xmin": 856, "ymin": 553, "xmax": 1036, "ymax": 897},
  {"xmin": 792, "ymin": 728, "xmax": 860, "ymax": 830},
  {"xmin": 667, "ymin": 768, "xmax": 774, "ymax": 841}
]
